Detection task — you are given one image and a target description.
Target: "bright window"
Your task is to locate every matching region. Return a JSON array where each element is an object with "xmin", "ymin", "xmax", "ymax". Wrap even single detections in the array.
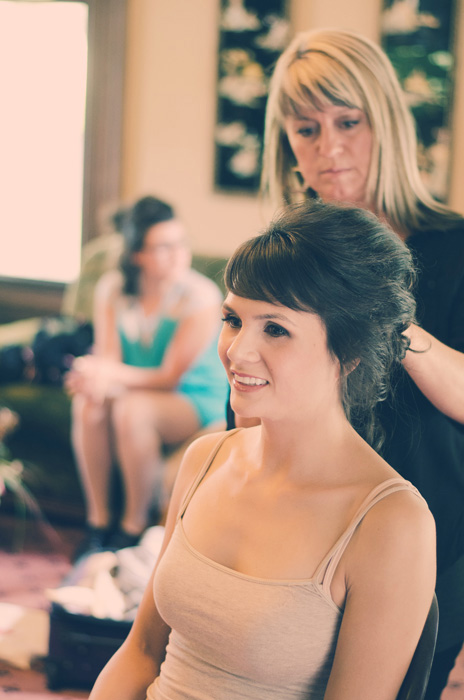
[{"xmin": 0, "ymin": 1, "xmax": 88, "ymax": 283}]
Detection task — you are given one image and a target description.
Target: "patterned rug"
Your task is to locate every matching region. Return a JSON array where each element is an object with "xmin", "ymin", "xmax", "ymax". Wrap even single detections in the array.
[{"xmin": 0, "ymin": 511, "xmax": 88, "ymax": 698}]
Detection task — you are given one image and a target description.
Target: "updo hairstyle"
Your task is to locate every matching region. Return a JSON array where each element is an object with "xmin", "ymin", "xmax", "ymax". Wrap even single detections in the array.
[{"xmin": 225, "ymin": 200, "xmax": 416, "ymax": 448}]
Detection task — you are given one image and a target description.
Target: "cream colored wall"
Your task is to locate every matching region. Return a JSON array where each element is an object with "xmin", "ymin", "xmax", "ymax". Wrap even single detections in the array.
[{"xmin": 121, "ymin": 0, "xmax": 464, "ymax": 257}]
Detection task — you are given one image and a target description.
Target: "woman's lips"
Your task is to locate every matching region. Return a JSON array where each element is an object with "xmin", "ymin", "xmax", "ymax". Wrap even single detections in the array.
[
  {"xmin": 232, "ymin": 371, "xmax": 268, "ymax": 389},
  {"xmin": 320, "ymin": 167, "xmax": 350, "ymax": 176}
]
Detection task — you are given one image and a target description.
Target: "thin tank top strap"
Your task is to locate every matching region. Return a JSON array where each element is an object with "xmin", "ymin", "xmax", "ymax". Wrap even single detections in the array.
[
  {"xmin": 314, "ymin": 477, "xmax": 424, "ymax": 594},
  {"xmin": 177, "ymin": 428, "xmax": 242, "ymax": 521}
]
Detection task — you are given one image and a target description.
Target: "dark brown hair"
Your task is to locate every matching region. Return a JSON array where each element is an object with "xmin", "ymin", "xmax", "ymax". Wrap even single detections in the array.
[{"xmin": 225, "ymin": 200, "xmax": 416, "ymax": 448}]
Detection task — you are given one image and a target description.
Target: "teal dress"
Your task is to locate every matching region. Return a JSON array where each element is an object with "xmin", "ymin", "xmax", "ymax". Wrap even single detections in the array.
[{"xmin": 117, "ymin": 273, "xmax": 228, "ymax": 428}]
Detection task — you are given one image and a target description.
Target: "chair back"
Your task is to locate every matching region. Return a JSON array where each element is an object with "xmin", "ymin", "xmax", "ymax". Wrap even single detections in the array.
[{"xmin": 396, "ymin": 594, "xmax": 439, "ymax": 700}]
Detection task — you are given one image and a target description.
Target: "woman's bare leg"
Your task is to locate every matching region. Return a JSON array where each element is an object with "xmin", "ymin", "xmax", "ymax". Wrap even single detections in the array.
[
  {"xmin": 71, "ymin": 393, "xmax": 114, "ymax": 530},
  {"xmin": 111, "ymin": 390, "xmax": 200, "ymax": 535}
]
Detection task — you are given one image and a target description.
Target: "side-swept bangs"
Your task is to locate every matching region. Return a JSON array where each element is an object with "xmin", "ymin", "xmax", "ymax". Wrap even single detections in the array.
[{"xmin": 225, "ymin": 229, "xmax": 313, "ymax": 313}]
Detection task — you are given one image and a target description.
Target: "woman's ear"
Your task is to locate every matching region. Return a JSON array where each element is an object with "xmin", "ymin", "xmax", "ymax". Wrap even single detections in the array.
[{"xmin": 345, "ymin": 358, "xmax": 360, "ymax": 375}]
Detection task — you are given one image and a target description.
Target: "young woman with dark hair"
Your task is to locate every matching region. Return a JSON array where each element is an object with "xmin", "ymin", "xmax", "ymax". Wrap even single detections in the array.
[{"xmin": 88, "ymin": 200, "xmax": 436, "ymax": 700}]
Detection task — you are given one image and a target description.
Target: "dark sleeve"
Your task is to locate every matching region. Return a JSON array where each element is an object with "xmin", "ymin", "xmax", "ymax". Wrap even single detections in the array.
[
  {"xmin": 409, "ymin": 224, "xmax": 464, "ymax": 351},
  {"xmin": 449, "ymin": 274, "xmax": 464, "ymax": 352}
]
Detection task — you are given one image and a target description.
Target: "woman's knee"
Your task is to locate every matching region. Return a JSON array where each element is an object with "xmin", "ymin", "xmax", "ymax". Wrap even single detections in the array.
[
  {"xmin": 72, "ymin": 393, "xmax": 108, "ymax": 428},
  {"xmin": 111, "ymin": 391, "xmax": 161, "ymax": 440}
]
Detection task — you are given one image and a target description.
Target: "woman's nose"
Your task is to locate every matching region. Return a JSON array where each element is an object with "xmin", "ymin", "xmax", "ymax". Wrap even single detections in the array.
[
  {"xmin": 317, "ymin": 126, "xmax": 342, "ymax": 157},
  {"xmin": 227, "ymin": 329, "xmax": 260, "ymax": 364}
]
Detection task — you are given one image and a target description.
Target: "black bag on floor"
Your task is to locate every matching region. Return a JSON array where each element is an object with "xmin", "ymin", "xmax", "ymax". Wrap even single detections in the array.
[{"xmin": 45, "ymin": 602, "xmax": 132, "ymax": 690}]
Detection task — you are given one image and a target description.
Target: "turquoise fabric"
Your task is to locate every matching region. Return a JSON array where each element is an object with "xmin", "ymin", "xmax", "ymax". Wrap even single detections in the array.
[
  {"xmin": 118, "ymin": 318, "xmax": 228, "ymax": 428},
  {"xmin": 177, "ymin": 334, "xmax": 229, "ymax": 427},
  {"xmin": 119, "ymin": 318, "xmax": 177, "ymax": 368}
]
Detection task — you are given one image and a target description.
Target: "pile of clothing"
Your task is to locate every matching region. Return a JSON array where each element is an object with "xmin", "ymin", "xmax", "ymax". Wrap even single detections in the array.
[{"xmin": 46, "ymin": 525, "xmax": 165, "ymax": 621}]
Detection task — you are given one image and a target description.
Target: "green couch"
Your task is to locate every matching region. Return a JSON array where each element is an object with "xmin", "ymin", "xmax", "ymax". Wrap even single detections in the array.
[{"xmin": 0, "ymin": 234, "xmax": 227, "ymax": 524}]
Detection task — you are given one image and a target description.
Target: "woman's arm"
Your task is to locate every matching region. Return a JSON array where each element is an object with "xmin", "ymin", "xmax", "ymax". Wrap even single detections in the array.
[
  {"xmin": 403, "ymin": 323, "xmax": 464, "ymax": 424},
  {"xmin": 323, "ymin": 491, "xmax": 436, "ymax": 700},
  {"xmin": 88, "ymin": 588, "xmax": 170, "ymax": 700},
  {"xmin": 69, "ymin": 277, "xmax": 222, "ymax": 401},
  {"xmin": 89, "ymin": 430, "xmax": 226, "ymax": 698},
  {"xmin": 64, "ymin": 272, "xmax": 123, "ymax": 398},
  {"xmin": 99, "ymin": 301, "xmax": 222, "ymax": 391},
  {"xmin": 92, "ymin": 270, "xmax": 125, "ymax": 360}
]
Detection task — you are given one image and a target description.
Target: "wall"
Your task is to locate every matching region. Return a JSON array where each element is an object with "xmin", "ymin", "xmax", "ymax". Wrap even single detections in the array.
[{"xmin": 121, "ymin": 0, "xmax": 464, "ymax": 258}]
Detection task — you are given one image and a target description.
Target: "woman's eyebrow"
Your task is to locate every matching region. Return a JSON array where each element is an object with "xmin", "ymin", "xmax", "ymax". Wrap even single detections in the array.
[
  {"xmin": 222, "ymin": 303, "xmax": 296, "ymax": 326},
  {"xmin": 256, "ymin": 312, "xmax": 296, "ymax": 326},
  {"xmin": 222, "ymin": 303, "xmax": 236, "ymax": 314}
]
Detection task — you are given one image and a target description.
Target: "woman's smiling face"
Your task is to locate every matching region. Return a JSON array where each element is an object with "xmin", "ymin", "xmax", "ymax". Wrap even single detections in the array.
[{"xmin": 218, "ymin": 293, "xmax": 341, "ymax": 424}]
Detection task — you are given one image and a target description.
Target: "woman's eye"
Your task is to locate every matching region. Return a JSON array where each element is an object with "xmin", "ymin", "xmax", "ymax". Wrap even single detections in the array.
[
  {"xmin": 297, "ymin": 126, "xmax": 316, "ymax": 137},
  {"xmin": 265, "ymin": 323, "xmax": 289, "ymax": 338},
  {"xmin": 341, "ymin": 119, "xmax": 359, "ymax": 129},
  {"xmin": 221, "ymin": 314, "xmax": 241, "ymax": 329}
]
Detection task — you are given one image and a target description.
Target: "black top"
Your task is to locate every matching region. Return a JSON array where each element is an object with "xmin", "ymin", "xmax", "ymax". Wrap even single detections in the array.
[{"xmin": 377, "ymin": 221, "xmax": 464, "ymax": 576}]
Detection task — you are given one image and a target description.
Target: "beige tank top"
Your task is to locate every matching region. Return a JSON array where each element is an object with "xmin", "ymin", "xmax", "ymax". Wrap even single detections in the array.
[{"xmin": 148, "ymin": 430, "xmax": 424, "ymax": 700}]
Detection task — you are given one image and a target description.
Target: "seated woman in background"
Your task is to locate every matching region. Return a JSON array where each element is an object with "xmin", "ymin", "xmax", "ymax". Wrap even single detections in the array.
[
  {"xmin": 89, "ymin": 200, "xmax": 436, "ymax": 700},
  {"xmin": 66, "ymin": 195, "xmax": 228, "ymax": 559}
]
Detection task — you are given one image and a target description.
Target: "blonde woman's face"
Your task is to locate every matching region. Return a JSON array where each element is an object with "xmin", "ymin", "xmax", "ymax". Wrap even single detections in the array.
[{"xmin": 284, "ymin": 104, "xmax": 373, "ymax": 207}]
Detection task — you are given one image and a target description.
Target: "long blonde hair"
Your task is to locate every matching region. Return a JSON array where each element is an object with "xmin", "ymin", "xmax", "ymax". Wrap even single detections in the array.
[{"xmin": 262, "ymin": 28, "xmax": 455, "ymax": 231}]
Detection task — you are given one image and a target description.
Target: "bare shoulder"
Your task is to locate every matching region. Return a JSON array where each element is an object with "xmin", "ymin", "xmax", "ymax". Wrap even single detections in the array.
[
  {"xmin": 347, "ymin": 483, "xmax": 436, "ymax": 585},
  {"xmin": 186, "ymin": 269, "xmax": 223, "ymax": 305},
  {"xmin": 182, "ymin": 429, "xmax": 231, "ymax": 467},
  {"xmin": 364, "ymin": 485, "xmax": 435, "ymax": 540},
  {"xmin": 179, "ymin": 428, "xmax": 248, "ymax": 480},
  {"xmin": 94, "ymin": 269, "xmax": 123, "ymax": 303},
  {"xmin": 170, "ymin": 431, "xmax": 232, "ymax": 502},
  {"xmin": 350, "ymin": 441, "xmax": 435, "ymax": 556},
  {"xmin": 162, "ymin": 430, "xmax": 236, "ymax": 537}
]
